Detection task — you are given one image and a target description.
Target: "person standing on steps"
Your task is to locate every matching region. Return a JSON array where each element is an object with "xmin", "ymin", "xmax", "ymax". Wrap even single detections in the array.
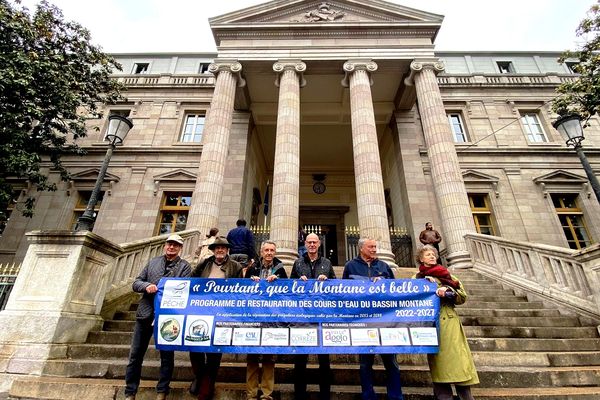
[
  {"xmin": 244, "ymin": 240, "xmax": 288, "ymax": 400},
  {"xmin": 124, "ymin": 234, "xmax": 191, "ymax": 400},
  {"xmin": 227, "ymin": 219, "xmax": 256, "ymax": 267},
  {"xmin": 342, "ymin": 238, "xmax": 404, "ymax": 400},
  {"xmin": 290, "ymin": 233, "xmax": 335, "ymax": 400},
  {"xmin": 189, "ymin": 237, "xmax": 244, "ymax": 400},
  {"xmin": 415, "ymin": 245, "xmax": 479, "ymax": 400}
]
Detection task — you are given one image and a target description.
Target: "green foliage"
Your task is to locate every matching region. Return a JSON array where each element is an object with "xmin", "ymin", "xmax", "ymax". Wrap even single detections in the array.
[
  {"xmin": 553, "ymin": 1, "xmax": 600, "ymax": 123},
  {"xmin": 0, "ymin": 0, "xmax": 124, "ymax": 219}
]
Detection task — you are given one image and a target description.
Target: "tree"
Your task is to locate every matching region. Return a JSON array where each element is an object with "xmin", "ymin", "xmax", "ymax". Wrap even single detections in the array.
[
  {"xmin": 0, "ymin": 0, "xmax": 124, "ymax": 222},
  {"xmin": 553, "ymin": 0, "xmax": 600, "ymax": 121}
]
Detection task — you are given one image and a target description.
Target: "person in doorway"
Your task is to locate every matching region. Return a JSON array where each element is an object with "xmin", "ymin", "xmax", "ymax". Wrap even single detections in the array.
[
  {"xmin": 124, "ymin": 234, "xmax": 191, "ymax": 400},
  {"xmin": 415, "ymin": 245, "xmax": 479, "ymax": 400},
  {"xmin": 189, "ymin": 236, "xmax": 243, "ymax": 399},
  {"xmin": 342, "ymin": 238, "xmax": 403, "ymax": 400},
  {"xmin": 290, "ymin": 233, "xmax": 335, "ymax": 400},
  {"xmin": 227, "ymin": 219, "xmax": 256, "ymax": 267},
  {"xmin": 244, "ymin": 240, "xmax": 288, "ymax": 400},
  {"xmin": 419, "ymin": 222, "xmax": 442, "ymax": 255}
]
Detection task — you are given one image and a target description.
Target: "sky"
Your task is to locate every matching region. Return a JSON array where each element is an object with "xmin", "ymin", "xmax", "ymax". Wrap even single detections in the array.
[{"xmin": 14, "ymin": 0, "xmax": 597, "ymax": 54}]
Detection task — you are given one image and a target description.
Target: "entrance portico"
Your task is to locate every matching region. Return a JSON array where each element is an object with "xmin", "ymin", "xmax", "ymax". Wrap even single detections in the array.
[{"xmin": 188, "ymin": 0, "xmax": 475, "ymax": 267}]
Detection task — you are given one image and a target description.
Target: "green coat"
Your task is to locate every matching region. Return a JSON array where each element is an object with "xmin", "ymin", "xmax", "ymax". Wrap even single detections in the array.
[{"xmin": 414, "ymin": 273, "xmax": 479, "ymax": 385}]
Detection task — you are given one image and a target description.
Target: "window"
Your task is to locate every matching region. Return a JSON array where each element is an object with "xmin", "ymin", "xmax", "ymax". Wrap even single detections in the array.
[
  {"xmin": 551, "ymin": 193, "xmax": 591, "ymax": 249},
  {"xmin": 72, "ymin": 191, "xmax": 104, "ymax": 230},
  {"xmin": 447, "ymin": 113, "xmax": 468, "ymax": 143},
  {"xmin": 0, "ymin": 190, "xmax": 19, "ymax": 237},
  {"xmin": 180, "ymin": 114, "xmax": 205, "ymax": 143},
  {"xmin": 468, "ymin": 193, "xmax": 496, "ymax": 235},
  {"xmin": 565, "ymin": 61, "xmax": 579, "ymax": 74},
  {"xmin": 157, "ymin": 192, "xmax": 192, "ymax": 234},
  {"xmin": 496, "ymin": 61, "xmax": 514, "ymax": 74},
  {"xmin": 133, "ymin": 63, "xmax": 149, "ymax": 74},
  {"xmin": 520, "ymin": 112, "xmax": 548, "ymax": 143},
  {"xmin": 198, "ymin": 63, "xmax": 210, "ymax": 74}
]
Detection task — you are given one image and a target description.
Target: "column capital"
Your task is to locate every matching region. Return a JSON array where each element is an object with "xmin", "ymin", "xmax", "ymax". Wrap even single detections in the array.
[
  {"xmin": 341, "ymin": 59, "xmax": 378, "ymax": 87},
  {"xmin": 273, "ymin": 60, "xmax": 307, "ymax": 87},
  {"xmin": 404, "ymin": 58, "xmax": 445, "ymax": 86},
  {"xmin": 208, "ymin": 59, "xmax": 246, "ymax": 87}
]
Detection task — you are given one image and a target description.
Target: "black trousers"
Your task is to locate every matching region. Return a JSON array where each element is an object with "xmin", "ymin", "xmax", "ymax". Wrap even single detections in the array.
[{"xmin": 293, "ymin": 354, "xmax": 332, "ymax": 400}]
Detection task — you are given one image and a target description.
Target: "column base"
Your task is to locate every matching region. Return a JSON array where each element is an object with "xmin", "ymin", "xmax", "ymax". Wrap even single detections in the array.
[
  {"xmin": 377, "ymin": 250, "xmax": 398, "ymax": 269},
  {"xmin": 446, "ymin": 250, "xmax": 473, "ymax": 269},
  {"xmin": 274, "ymin": 247, "xmax": 299, "ymax": 271}
]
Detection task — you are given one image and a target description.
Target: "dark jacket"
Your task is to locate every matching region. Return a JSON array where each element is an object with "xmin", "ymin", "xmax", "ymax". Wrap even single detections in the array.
[
  {"xmin": 245, "ymin": 257, "xmax": 288, "ymax": 279},
  {"xmin": 291, "ymin": 254, "xmax": 336, "ymax": 279},
  {"xmin": 133, "ymin": 255, "xmax": 191, "ymax": 319},
  {"xmin": 192, "ymin": 255, "xmax": 243, "ymax": 279},
  {"xmin": 226, "ymin": 226, "xmax": 256, "ymax": 259},
  {"xmin": 342, "ymin": 256, "xmax": 394, "ymax": 280}
]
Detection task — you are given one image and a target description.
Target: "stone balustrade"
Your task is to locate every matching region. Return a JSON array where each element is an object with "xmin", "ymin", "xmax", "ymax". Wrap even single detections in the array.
[{"xmin": 466, "ymin": 233, "xmax": 600, "ymax": 319}]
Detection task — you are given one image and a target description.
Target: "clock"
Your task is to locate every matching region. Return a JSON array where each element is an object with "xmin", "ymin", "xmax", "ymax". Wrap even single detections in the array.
[{"xmin": 313, "ymin": 182, "xmax": 326, "ymax": 194}]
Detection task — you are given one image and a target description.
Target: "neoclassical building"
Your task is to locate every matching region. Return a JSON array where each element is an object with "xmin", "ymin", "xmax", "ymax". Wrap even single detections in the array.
[{"xmin": 1, "ymin": 0, "xmax": 598, "ymax": 268}]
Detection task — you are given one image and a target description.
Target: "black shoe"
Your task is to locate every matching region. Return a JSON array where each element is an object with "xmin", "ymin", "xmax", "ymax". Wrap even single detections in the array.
[{"xmin": 189, "ymin": 378, "xmax": 199, "ymax": 396}]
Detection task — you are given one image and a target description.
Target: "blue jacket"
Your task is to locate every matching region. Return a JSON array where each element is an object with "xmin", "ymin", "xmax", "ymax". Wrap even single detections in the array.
[
  {"xmin": 226, "ymin": 226, "xmax": 256, "ymax": 259},
  {"xmin": 342, "ymin": 256, "xmax": 394, "ymax": 280}
]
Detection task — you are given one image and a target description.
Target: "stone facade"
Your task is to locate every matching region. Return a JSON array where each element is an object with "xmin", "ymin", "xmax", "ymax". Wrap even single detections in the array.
[{"xmin": 0, "ymin": 0, "xmax": 599, "ymax": 267}]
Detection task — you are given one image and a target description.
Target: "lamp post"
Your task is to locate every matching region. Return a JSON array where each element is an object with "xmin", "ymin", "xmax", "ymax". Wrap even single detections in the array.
[
  {"xmin": 553, "ymin": 114, "xmax": 600, "ymax": 204},
  {"xmin": 75, "ymin": 114, "xmax": 133, "ymax": 231}
]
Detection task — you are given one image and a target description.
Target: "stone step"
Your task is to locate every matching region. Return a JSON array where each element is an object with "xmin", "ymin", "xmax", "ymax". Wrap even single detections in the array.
[
  {"xmin": 9, "ymin": 376, "xmax": 600, "ymax": 400},
  {"xmin": 460, "ymin": 301, "xmax": 546, "ymax": 309},
  {"xmin": 33, "ymin": 359, "xmax": 600, "ymax": 388},
  {"xmin": 65, "ymin": 343, "xmax": 600, "ymax": 367}
]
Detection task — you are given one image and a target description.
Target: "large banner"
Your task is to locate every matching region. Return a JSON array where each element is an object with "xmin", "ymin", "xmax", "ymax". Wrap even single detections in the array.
[{"xmin": 154, "ymin": 278, "xmax": 439, "ymax": 354}]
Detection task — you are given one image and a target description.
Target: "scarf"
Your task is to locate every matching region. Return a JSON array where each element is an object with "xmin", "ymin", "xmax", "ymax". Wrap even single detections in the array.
[{"xmin": 416, "ymin": 264, "xmax": 460, "ymax": 289}]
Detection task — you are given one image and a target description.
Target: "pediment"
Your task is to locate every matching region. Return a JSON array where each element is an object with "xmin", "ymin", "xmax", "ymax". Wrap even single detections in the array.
[
  {"xmin": 153, "ymin": 169, "xmax": 197, "ymax": 182},
  {"xmin": 533, "ymin": 170, "xmax": 588, "ymax": 185},
  {"xmin": 462, "ymin": 170, "xmax": 499, "ymax": 184},
  {"xmin": 210, "ymin": 0, "xmax": 443, "ymax": 27},
  {"xmin": 70, "ymin": 169, "xmax": 120, "ymax": 182}
]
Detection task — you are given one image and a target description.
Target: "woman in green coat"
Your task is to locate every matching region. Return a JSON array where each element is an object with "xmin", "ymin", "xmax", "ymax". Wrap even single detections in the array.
[{"xmin": 415, "ymin": 245, "xmax": 479, "ymax": 400}]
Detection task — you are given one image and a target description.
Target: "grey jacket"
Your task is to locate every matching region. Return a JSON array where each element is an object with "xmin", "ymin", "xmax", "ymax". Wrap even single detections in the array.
[{"xmin": 133, "ymin": 255, "xmax": 191, "ymax": 319}]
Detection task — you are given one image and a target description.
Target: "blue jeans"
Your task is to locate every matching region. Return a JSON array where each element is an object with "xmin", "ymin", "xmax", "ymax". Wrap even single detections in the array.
[
  {"xmin": 359, "ymin": 354, "xmax": 403, "ymax": 400},
  {"xmin": 124, "ymin": 318, "xmax": 174, "ymax": 395}
]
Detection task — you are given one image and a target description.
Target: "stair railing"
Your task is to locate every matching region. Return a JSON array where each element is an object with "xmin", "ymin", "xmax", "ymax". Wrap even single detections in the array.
[{"xmin": 466, "ymin": 233, "xmax": 600, "ymax": 319}]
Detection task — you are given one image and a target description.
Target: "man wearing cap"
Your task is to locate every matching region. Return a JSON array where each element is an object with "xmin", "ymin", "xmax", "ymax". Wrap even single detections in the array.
[
  {"xmin": 189, "ymin": 236, "xmax": 244, "ymax": 400},
  {"xmin": 125, "ymin": 234, "xmax": 191, "ymax": 400}
]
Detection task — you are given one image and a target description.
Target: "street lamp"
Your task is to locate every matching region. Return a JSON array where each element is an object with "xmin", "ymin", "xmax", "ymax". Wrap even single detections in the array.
[
  {"xmin": 75, "ymin": 114, "xmax": 133, "ymax": 231},
  {"xmin": 553, "ymin": 114, "xmax": 600, "ymax": 204}
]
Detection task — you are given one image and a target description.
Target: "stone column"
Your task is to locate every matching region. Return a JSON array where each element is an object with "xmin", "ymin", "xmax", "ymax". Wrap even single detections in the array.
[
  {"xmin": 342, "ymin": 60, "xmax": 396, "ymax": 267},
  {"xmin": 187, "ymin": 60, "xmax": 245, "ymax": 235},
  {"xmin": 405, "ymin": 59, "xmax": 475, "ymax": 268},
  {"xmin": 269, "ymin": 60, "xmax": 306, "ymax": 265}
]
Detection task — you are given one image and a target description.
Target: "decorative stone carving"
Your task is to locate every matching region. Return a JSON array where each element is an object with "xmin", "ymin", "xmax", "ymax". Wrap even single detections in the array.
[
  {"xmin": 341, "ymin": 59, "xmax": 378, "ymax": 87},
  {"xmin": 303, "ymin": 2, "xmax": 345, "ymax": 22},
  {"xmin": 273, "ymin": 60, "xmax": 307, "ymax": 87},
  {"xmin": 404, "ymin": 59, "xmax": 445, "ymax": 86},
  {"xmin": 208, "ymin": 61, "xmax": 246, "ymax": 88}
]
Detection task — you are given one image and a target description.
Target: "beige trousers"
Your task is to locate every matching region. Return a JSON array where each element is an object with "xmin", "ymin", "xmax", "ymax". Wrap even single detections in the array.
[{"xmin": 246, "ymin": 354, "xmax": 275, "ymax": 399}]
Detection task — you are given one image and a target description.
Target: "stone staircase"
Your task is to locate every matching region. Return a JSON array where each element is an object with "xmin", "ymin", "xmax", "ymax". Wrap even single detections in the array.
[{"xmin": 5, "ymin": 270, "xmax": 600, "ymax": 399}]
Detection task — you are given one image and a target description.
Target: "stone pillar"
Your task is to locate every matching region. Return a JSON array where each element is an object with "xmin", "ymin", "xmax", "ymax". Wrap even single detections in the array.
[
  {"xmin": 405, "ymin": 59, "xmax": 475, "ymax": 268},
  {"xmin": 342, "ymin": 60, "xmax": 396, "ymax": 267},
  {"xmin": 187, "ymin": 60, "xmax": 246, "ymax": 235},
  {"xmin": 269, "ymin": 60, "xmax": 306, "ymax": 265},
  {"xmin": 0, "ymin": 231, "xmax": 121, "ymax": 380}
]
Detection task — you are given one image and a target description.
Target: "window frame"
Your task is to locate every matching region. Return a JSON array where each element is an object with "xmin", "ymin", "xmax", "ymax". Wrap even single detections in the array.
[
  {"xmin": 468, "ymin": 193, "xmax": 497, "ymax": 236},
  {"xmin": 496, "ymin": 61, "xmax": 514, "ymax": 74},
  {"xmin": 550, "ymin": 193, "xmax": 592, "ymax": 250},
  {"xmin": 179, "ymin": 113, "xmax": 206, "ymax": 143},
  {"xmin": 519, "ymin": 111, "xmax": 550, "ymax": 143},
  {"xmin": 155, "ymin": 192, "xmax": 193, "ymax": 235},
  {"xmin": 447, "ymin": 112, "xmax": 469, "ymax": 143},
  {"xmin": 132, "ymin": 62, "xmax": 150, "ymax": 74},
  {"xmin": 71, "ymin": 190, "xmax": 105, "ymax": 231}
]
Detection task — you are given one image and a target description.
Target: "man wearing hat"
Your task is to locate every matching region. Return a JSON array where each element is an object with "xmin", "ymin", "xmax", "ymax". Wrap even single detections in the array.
[
  {"xmin": 125, "ymin": 234, "xmax": 191, "ymax": 400},
  {"xmin": 189, "ymin": 236, "xmax": 244, "ymax": 400}
]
